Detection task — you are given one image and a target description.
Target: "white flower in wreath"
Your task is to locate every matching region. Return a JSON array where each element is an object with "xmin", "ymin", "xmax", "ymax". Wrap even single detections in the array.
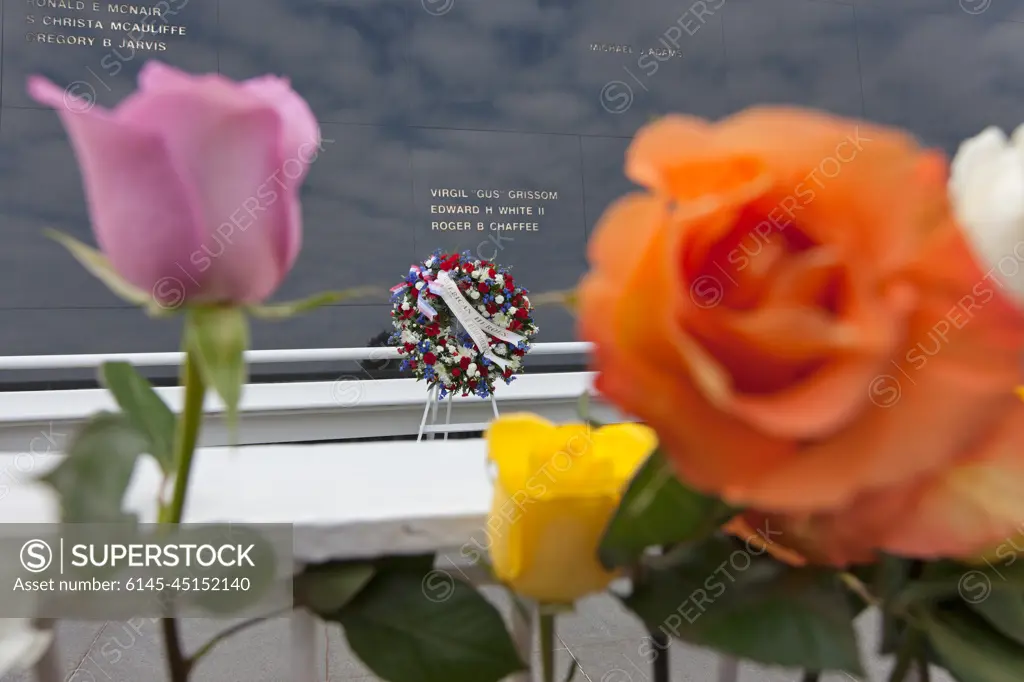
[
  {"xmin": 425, "ymin": 257, "xmax": 435, "ymax": 267},
  {"xmin": 401, "ymin": 302, "xmax": 411, "ymax": 311},
  {"xmin": 495, "ymin": 295, "xmax": 504, "ymax": 304},
  {"xmin": 0, "ymin": 619, "xmax": 52, "ymax": 677},
  {"xmin": 467, "ymin": 363, "xmax": 478, "ymax": 377},
  {"xmin": 470, "ymin": 290, "xmax": 480, "ymax": 300},
  {"xmin": 496, "ymin": 274, "xmax": 505, "ymax": 285},
  {"xmin": 415, "ymin": 281, "xmax": 425, "ymax": 290},
  {"xmin": 493, "ymin": 313, "xmax": 509, "ymax": 327},
  {"xmin": 472, "ymin": 270, "xmax": 483, "ymax": 280},
  {"xmin": 493, "ymin": 344, "xmax": 507, "ymax": 356},
  {"xmin": 401, "ymin": 330, "xmax": 418, "ymax": 344}
]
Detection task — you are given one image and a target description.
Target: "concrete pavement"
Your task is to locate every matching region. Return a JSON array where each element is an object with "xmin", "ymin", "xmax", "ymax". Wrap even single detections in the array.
[{"xmin": 2, "ymin": 590, "xmax": 954, "ymax": 682}]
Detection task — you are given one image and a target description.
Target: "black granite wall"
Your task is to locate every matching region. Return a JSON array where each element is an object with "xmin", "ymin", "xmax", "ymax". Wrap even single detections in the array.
[{"xmin": 2, "ymin": 0, "xmax": 1023, "ymax": 386}]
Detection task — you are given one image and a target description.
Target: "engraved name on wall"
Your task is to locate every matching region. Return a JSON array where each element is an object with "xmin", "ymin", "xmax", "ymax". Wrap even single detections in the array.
[
  {"xmin": 428, "ymin": 188, "xmax": 561, "ymax": 234},
  {"xmin": 25, "ymin": 0, "xmax": 190, "ymax": 55}
]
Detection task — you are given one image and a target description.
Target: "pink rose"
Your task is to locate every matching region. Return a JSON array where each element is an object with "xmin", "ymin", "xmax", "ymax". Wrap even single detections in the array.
[{"xmin": 28, "ymin": 62, "xmax": 320, "ymax": 306}]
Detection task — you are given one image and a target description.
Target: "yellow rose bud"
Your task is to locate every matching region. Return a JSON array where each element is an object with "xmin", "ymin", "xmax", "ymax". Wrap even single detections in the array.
[{"xmin": 484, "ymin": 413, "xmax": 657, "ymax": 604}]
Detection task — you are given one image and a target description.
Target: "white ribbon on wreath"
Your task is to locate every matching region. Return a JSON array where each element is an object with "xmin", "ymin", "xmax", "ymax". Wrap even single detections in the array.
[{"xmin": 422, "ymin": 270, "xmax": 526, "ymax": 370}]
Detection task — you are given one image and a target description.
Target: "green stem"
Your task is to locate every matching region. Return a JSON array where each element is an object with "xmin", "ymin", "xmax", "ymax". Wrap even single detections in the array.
[
  {"xmin": 159, "ymin": 352, "xmax": 207, "ymax": 524},
  {"xmin": 539, "ymin": 611, "xmax": 556, "ymax": 682},
  {"xmin": 161, "ymin": 617, "xmax": 191, "ymax": 681},
  {"xmin": 916, "ymin": 654, "xmax": 931, "ymax": 682},
  {"xmin": 888, "ymin": 628, "xmax": 924, "ymax": 682},
  {"xmin": 158, "ymin": 348, "xmax": 208, "ymax": 681},
  {"xmin": 650, "ymin": 630, "xmax": 670, "ymax": 682}
]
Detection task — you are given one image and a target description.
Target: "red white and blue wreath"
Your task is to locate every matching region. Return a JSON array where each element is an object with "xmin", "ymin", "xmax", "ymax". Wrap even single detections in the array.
[{"xmin": 389, "ymin": 250, "xmax": 537, "ymax": 398}]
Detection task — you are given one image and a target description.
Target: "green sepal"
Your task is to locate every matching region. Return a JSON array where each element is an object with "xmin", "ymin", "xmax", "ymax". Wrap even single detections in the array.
[
  {"xmin": 247, "ymin": 287, "xmax": 381, "ymax": 320},
  {"xmin": 46, "ymin": 230, "xmax": 179, "ymax": 317},
  {"xmin": 184, "ymin": 307, "xmax": 249, "ymax": 442}
]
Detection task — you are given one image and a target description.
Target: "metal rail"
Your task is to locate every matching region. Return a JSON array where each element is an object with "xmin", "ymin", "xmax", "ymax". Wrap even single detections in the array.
[{"xmin": 0, "ymin": 341, "xmax": 593, "ymax": 371}]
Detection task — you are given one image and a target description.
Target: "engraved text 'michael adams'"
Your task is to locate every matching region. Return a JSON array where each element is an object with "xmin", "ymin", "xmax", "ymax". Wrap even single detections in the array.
[{"xmin": 589, "ymin": 43, "xmax": 683, "ymax": 59}]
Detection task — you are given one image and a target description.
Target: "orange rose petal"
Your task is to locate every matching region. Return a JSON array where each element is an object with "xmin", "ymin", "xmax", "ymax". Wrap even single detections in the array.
[
  {"xmin": 715, "ymin": 306, "xmax": 860, "ymax": 359},
  {"xmin": 626, "ymin": 115, "xmax": 774, "ymax": 215},
  {"xmin": 874, "ymin": 402, "xmax": 1024, "ymax": 559},
  {"xmin": 585, "ymin": 336, "xmax": 793, "ymax": 496},
  {"xmin": 714, "ymin": 280, "xmax": 907, "ymax": 440},
  {"xmin": 625, "ymin": 115, "xmax": 717, "ymax": 192},
  {"xmin": 729, "ymin": 358, "xmax": 882, "ymax": 441},
  {"xmin": 714, "ymin": 107, "xmax": 931, "ymax": 267},
  {"xmin": 586, "ymin": 193, "xmax": 670, "ymax": 274},
  {"xmin": 730, "ymin": 382, "xmax": 1021, "ymax": 513},
  {"xmin": 763, "ymin": 248, "xmax": 843, "ymax": 309}
]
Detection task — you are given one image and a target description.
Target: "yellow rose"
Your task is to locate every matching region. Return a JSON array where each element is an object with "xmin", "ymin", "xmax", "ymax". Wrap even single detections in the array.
[{"xmin": 484, "ymin": 414, "xmax": 657, "ymax": 604}]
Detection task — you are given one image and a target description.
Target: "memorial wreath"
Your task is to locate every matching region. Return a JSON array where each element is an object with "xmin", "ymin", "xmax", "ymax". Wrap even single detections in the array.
[{"xmin": 389, "ymin": 250, "xmax": 537, "ymax": 398}]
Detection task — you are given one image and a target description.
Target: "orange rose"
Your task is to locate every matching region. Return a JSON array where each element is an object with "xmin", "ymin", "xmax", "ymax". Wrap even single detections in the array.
[{"xmin": 579, "ymin": 108, "xmax": 1024, "ymax": 565}]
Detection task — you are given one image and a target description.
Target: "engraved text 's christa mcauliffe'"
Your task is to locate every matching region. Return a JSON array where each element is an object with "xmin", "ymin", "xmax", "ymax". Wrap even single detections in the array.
[{"xmin": 26, "ymin": 1, "xmax": 191, "ymax": 52}]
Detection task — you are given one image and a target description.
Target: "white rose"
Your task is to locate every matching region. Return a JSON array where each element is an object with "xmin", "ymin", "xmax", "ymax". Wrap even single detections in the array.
[
  {"xmin": 496, "ymin": 274, "xmax": 505, "ymax": 284},
  {"xmin": 470, "ymin": 290, "xmax": 480, "ymax": 300},
  {"xmin": 401, "ymin": 302, "xmax": 410, "ymax": 310},
  {"xmin": 467, "ymin": 363, "xmax": 478, "ymax": 377},
  {"xmin": 425, "ymin": 258, "xmax": 435, "ymax": 267},
  {"xmin": 495, "ymin": 295, "xmax": 504, "ymax": 304},
  {"xmin": 508, "ymin": 307, "xmax": 517, "ymax": 316},
  {"xmin": 494, "ymin": 345, "xmax": 507, "ymax": 355},
  {"xmin": 950, "ymin": 124, "xmax": 1024, "ymax": 303},
  {"xmin": 415, "ymin": 281, "xmax": 425, "ymax": 290}
]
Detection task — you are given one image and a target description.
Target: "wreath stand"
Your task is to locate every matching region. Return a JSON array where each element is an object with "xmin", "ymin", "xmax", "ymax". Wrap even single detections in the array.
[
  {"xmin": 415, "ymin": 383, "xmax": 500, "ymax": 441},
  {"xmin": 415, "ymin": 320, "xmax": 502, "ymax": 441}
]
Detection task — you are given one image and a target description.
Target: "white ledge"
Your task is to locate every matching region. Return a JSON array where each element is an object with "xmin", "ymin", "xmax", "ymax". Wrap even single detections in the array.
[
  {"xmin": 0, "ymin": 372, "xmax": 633, "ymax": 452},
  {"xmin": 0, "ymin": 372, "xmax": 596, "ymax": 422},
  {"xmin": 2, "ymin": 440, "xmax": 497, "ymax": 562}
]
